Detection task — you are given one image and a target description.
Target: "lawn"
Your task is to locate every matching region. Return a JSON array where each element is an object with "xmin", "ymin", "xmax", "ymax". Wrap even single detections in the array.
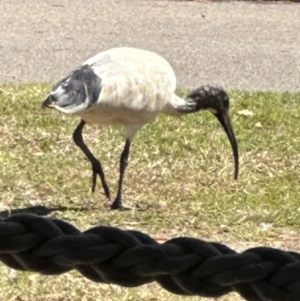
[{"xmin": 0, "ymin": 84, "xmax": 300, "ymax": 301}]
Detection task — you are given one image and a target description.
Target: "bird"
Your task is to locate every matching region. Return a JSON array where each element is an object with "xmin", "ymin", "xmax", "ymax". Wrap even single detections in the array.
[{"xmin": 42, "ymin": 47, "xmax": 239, "ymax": 210}]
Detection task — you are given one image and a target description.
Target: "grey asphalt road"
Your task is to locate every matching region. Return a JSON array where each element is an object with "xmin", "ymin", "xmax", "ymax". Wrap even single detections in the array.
[{"xmin": 1, "ymin": 0, "xmax": 299, "ymax": 92}]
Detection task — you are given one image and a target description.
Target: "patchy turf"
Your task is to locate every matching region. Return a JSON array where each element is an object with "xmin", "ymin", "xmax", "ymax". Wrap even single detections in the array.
[{"xmin": 0, "ymin": 84, "xmax": 300, "ymax": 301}]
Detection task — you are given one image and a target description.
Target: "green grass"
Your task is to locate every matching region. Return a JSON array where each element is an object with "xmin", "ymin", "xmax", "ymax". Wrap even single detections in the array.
[{"xmin": 0, "ymin": 84, "xmax": 300, "ymax": 301}]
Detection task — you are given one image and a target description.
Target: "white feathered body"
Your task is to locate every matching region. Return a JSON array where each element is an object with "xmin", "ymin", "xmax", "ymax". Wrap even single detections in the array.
[
  {"xmin": 49, "ymin": 47, "xmax": 186, "ymax": 139},
  {"xmin": 84, "ymin": 48, "xmax": 180, "ymax": 128}
]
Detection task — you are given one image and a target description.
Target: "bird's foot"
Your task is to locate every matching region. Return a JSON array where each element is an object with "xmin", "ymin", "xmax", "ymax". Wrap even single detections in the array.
[{"xmin": 110, "ymin": 199, "xmax": 131, "ymax": 211}]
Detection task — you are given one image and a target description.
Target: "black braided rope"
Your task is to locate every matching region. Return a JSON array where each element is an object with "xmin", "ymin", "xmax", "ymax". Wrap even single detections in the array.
[{"xmin": 0, "ymin": 214, "xmax": 300, "ymax": 301}]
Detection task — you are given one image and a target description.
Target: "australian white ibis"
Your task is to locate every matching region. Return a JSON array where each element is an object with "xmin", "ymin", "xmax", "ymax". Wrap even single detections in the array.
[{"xmin": 42, "ymin": 47, "xmax": 239, "ymax": 210}]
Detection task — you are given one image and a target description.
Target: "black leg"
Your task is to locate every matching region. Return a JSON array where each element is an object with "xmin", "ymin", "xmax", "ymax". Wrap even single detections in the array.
[
  {"xmin": 111, "ymin": 139, "xmax": 131, "ymax": 210},
  {"xmin": 72, "ymin": 120, "xmax": 110, "ymax": 200}
]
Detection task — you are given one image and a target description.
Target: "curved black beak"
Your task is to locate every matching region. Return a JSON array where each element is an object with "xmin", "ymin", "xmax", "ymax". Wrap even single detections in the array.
[{"xmin": 214, "ymin": 110, "xmax": 239, "ymax": 180}]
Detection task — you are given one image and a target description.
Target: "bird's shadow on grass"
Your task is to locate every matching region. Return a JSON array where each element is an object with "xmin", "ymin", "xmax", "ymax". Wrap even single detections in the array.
[{"xmin": 0, "ymin": 205, "xmax": 90, "ymax": 219}]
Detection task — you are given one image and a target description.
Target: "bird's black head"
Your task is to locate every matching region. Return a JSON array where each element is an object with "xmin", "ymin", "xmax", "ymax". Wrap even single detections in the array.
[
  {"xmin": 187, "ymin": 85, "xmax": 229, "ymax": 114},
  {"xmin": 42, "ymin": 64, "xmax": 102, "ymax": 114},
  {"xmin": 187, "ymin": 85, "xmax": 239, "ymax": 180}
]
